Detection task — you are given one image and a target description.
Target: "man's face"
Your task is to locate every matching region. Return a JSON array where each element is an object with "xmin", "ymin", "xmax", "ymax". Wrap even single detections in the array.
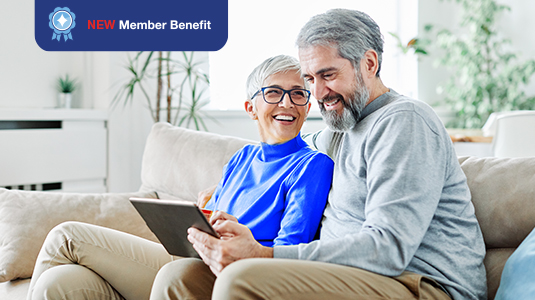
[{"xmin": 299, "ymin": 45, "xmax": 370, "ymax": 131}]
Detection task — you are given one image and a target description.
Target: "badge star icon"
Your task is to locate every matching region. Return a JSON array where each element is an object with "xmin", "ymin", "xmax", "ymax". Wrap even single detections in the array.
[
  {"xmin": 57, "ymin": 14, "xmax": 68, "ymax": 28},
  {"xmin": 49, "ymin": 7, "xmax": 76, "ymax": 41}
]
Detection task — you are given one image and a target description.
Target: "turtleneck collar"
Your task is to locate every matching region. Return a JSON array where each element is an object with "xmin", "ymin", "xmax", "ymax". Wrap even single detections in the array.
[{"xmin": 260, "ymin": 133, "xmax": 308, "ymax": 162}]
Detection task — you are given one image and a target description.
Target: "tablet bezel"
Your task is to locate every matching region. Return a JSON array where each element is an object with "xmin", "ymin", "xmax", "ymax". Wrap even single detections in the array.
[{"xmin": 129, "ymin": 197, "xmax": 219, "ymax": 257}]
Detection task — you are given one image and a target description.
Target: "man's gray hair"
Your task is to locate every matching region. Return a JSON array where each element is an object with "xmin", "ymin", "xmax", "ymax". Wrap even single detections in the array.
[
  {"xmin": 296, "ymin": 9, "xmax": 384, "ymax": 76},
  {"xmin": 245, "ymin": 55, "xmax": 307, "ymax": 101}
]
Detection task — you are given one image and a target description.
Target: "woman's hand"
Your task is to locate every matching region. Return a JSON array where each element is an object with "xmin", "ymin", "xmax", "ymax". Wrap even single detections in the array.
[
  {"xmin": 209, "ymin": 210, "xmax": 238, "ymax": 226},
  {"xmin": 197, "ymin": 185, "xmax": 217, "ymax": 208}
]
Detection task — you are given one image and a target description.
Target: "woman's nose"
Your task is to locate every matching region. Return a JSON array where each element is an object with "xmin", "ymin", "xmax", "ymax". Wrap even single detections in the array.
[{"xmin": 278, "ymin": 92, "xmax": 294, "ymax": 108}]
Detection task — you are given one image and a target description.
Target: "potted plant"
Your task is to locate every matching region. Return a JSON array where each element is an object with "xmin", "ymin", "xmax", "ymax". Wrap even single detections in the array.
[
  {"xmin": 428, "ymin": 0, "xmax": 535, "ymax": 129},
  {"xmin": 56, "ymin": 74, "xmax": 77, "ymax": 109},
  {"xmin": 113, "ymin": 51, "xmax": 213, "ymax": 130}
]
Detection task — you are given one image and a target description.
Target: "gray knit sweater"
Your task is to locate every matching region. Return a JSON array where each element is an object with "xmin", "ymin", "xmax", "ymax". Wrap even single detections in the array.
[{"xmin": 274, "ymin": 90, "xmax": 487, "ymax": 300}]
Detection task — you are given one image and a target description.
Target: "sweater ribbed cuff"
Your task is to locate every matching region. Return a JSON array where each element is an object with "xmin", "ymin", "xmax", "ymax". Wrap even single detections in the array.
[{"xmin": 273, "ymin": 245, "xmax": 300, "ymax": 259}]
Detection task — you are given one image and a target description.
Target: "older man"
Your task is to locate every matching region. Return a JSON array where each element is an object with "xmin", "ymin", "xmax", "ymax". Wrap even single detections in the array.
[{"xmin": 187, "ymin": 9, "xmax": 487, "ymax": 300}]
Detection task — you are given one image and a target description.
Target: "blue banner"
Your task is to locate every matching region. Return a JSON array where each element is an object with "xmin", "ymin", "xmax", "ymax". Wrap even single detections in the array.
[{"xmin": 35, "ymin": 0, "xmax": 228, "ymax": 51}]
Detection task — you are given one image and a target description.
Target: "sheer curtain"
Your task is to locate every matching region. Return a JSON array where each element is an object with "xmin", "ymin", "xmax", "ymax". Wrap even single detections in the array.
[{"xmin": 208, "ymin": 0, "xmax": 418, "ymax": 111}]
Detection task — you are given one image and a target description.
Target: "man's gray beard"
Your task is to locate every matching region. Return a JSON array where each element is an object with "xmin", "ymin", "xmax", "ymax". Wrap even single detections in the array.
[{"xmin": 319, "ymin": 76, "xmax": 370, "ymax": 132}]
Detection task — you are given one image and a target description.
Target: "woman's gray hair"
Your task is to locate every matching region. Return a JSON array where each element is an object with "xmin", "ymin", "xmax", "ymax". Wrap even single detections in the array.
[
  {"xmin": 245, "ymin": 55, "xmax": 307, "ymax": 101},
  {"xmin": 296, "ymin": 9, "xmax": 384, "ymax": 76}
]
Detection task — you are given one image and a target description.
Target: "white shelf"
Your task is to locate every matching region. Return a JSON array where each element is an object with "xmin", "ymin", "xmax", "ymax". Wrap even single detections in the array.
[
  {"xmin": 0, "ymin": 109, "xmax": 108, "ymax": 193},
  {"xmin": 0, "ymin": 108, "xmax": 107, "ymax": 121}
]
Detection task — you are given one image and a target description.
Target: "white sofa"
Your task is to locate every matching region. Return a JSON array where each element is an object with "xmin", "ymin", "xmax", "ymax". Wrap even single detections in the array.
[{"xmin": 1, "ymin": 122, "xmax": 535, "ymax": 300}]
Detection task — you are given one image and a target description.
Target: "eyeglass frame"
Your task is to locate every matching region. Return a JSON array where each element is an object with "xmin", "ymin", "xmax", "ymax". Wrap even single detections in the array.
[{"xmin": 251, "ymin": 86, "xmax": 312, "ymax": 106}]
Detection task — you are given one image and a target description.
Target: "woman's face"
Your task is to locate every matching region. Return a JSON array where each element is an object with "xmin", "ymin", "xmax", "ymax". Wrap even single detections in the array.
[{"xmin": 245, "ymin": 71, "xmax": 311, "ymax": 144}]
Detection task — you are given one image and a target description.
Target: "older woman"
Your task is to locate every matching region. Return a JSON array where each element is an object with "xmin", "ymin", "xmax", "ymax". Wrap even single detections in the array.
[
  {"xmin": 27, "ymin": 55, "xmax": 333, "ymax": 300},
  {"xmin": 203, "ymin": 55, "xmax": 333, "ymax": 247}
]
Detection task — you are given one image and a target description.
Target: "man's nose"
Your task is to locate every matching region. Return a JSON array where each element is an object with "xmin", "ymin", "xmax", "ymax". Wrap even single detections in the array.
[{"xmin": 311, "ymin": 81, "xmax": 328, "ymax": 101}]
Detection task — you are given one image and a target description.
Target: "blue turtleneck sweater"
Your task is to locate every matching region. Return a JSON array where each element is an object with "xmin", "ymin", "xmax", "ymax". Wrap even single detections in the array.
[{"xmin": 205, "ymin": 134, "xmax": 334, "ymax": 247}]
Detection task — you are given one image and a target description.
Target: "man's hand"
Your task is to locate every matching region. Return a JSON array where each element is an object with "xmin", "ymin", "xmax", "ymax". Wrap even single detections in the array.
[
  {"xmin": 197, "ymin": 185, "xmax": 217, "ymax": 208},
  {"xmin": 187, "ymin": 221, "xmax": 273, "ymax": 276}
]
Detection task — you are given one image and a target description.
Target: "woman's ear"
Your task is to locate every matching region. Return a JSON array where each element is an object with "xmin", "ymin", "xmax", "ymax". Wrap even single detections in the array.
[{"xmin": 245, "ymin": 99, "xmax": 257, "ymax": 120}]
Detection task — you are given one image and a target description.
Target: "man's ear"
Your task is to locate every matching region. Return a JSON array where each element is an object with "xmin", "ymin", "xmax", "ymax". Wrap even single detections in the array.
[
  {"xmin": 362, "ymin": 50, "xmax": 379, "ymax": 78},
  {"xmin": 245, "ymin": 99, "xmax": 257, "ymax": 120}
]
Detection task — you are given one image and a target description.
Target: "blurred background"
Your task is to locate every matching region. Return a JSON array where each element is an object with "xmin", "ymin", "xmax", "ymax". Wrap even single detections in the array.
[{"xmin": 1, "ymin": 0, "xmax": 534, "ymax": 193}]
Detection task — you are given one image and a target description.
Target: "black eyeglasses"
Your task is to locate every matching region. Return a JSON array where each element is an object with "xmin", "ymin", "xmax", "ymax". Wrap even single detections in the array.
[{"xmin": 251, "ymin": 86, "xmax": 311, "ymax": 106}]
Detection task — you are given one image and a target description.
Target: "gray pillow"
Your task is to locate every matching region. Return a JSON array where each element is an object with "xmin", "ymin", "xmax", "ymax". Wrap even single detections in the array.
[{"xmin": 494, "ymin": 227, "xmax": 535, "ymax": 300}]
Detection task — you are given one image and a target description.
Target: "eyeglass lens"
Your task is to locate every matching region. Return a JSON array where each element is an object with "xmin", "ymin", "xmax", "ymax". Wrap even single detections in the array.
[{"xmin": 263, "ymin": 87, "xmax": 310, "ymax": 105}]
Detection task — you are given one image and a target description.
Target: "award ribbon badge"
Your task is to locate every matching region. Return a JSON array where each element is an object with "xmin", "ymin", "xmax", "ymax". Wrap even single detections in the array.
[{"xmin": 49, "ymin": 7, "xmax": 76, "ymax": 42}]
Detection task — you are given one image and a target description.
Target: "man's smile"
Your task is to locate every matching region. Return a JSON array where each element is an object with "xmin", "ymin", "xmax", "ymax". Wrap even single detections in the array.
[{"xmin": 320, "ymin": 95, "xmax": 344, "ymax": 111}]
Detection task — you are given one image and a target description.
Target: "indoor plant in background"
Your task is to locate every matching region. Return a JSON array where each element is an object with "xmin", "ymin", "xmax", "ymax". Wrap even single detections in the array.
[
  {"xmin": 113, "ymin": 51, "xmax": 212, "ymax": 130},
  {"xmin": 389, "ymin": 32, "xmax": 430, "ymax": 56},
  {"xmin": 56, "ymin": 74, "xmax": 77, "ymax": 109},
  {"xmin": 428, "ymin": 0, "xmax": 535, "ymax": 129}
]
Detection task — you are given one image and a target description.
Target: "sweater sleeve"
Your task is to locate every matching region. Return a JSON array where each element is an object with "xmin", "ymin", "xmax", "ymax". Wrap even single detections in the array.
[
  {"xmin": 275, "ymin": 109, "xmax": 449, "ymax": 276},
  {"xmin": 272, "ymin": 153, "xmax": 334, "ymax": 246}
]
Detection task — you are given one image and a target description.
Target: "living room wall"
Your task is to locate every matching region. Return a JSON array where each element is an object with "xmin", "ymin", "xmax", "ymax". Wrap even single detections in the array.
[
  {"xmin": 0, "ymin": 0, "xmax": 85, "ymax": 109},
  {"xmin": 1, "ymin": 0, "xmax": 534, "ymax": 193}
]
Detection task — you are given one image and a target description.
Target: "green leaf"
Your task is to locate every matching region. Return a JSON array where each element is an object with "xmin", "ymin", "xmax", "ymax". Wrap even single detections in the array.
[
  {"xmin": 57, "ymin": 74, "xmax": 77, "ymax": 93},
  {"xmin": 428, "ymin": 0, "xmax": 535, "ymax": 128},
  {"xmin": 113, "ymin": 51, "xmax": 210, "ymax": 130}
]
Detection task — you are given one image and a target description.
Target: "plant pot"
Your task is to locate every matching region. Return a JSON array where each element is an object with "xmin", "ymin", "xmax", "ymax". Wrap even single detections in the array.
[{"xmin": 58, "ymin": 93, "xmax": 72, "ymax": 109}]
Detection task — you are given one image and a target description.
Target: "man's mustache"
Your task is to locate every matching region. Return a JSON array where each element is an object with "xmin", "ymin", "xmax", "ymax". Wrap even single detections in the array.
[{"xmin": 318, "ymin": 93, "xmax": 345, "ymax": 105}]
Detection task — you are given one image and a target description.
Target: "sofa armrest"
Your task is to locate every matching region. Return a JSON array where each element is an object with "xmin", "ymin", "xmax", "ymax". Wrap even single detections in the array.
[{"xmin": 0, "ymin": 188, "xmax": 158, "ymax": 282}]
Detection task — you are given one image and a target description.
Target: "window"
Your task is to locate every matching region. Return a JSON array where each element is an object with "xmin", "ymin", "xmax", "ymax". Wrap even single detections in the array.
[{"xmin": 208, "ymin": 0, "xmax": 418, "ymax": 110}]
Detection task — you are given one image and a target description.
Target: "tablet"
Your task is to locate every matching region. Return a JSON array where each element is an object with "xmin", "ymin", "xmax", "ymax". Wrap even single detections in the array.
[{"xmin": 129, "ymin": 197, "xmax": 219, "ymax": 258}]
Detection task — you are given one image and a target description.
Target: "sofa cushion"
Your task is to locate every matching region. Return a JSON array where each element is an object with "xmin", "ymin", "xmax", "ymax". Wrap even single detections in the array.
[
  {"xmin": 139, "ymin": 122, "xmax": 254, "ymax": 201},
  {"xmin": 459, "ymin": 156, "xmax": 535, "ymax": 249},
  {"xmin": 0, "ymin": 278, "xmax": 30, "ymax": 300},
  {"xmin": 0, "ymin": 189, "xmax": 158, "ymax": 282},
  {"xmin": 483, "ymin": 248, "xmax": 515, "ymax": 300}
]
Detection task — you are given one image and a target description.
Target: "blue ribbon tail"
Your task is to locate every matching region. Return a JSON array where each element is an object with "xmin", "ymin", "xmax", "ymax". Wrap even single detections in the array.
[
  {"xmin": 64, "ymin": 34, "xmax": 68, "ymax": 41},
  {"xmin": 68, "ymin": 33, "xmax": 72, "ymax": 40},
  {"xmin": 57, "ymin": 35, "xmax": 61, "ymax": 41},
  {"xmin": 52, "ymin": 33, "xmax": 56, "ymax": 40}
]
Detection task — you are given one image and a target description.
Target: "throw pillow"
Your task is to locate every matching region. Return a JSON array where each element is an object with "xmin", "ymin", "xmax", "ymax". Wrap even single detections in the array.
[
  {"xmin": 0, "ymin": 188, "xmax": 158, "ymax": 282},
  {"xmin": 494, "ymin": 226, "xmax": 535, "ymax": 300}
]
